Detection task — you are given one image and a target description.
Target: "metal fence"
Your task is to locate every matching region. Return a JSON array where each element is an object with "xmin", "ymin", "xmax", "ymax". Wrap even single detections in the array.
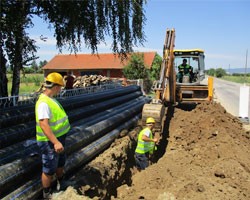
[{"xmin": 0, "ymin": 82, "xmax": 122, "ymax": 109}]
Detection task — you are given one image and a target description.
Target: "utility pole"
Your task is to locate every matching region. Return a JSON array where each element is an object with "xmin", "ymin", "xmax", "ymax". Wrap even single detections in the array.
[
  {"xmin": 246, "ymin": 49, "xmax": 248, "ymax": 72},
  {"xmin": 244, "ymin": 49, "xmax": 248, "ymax": 83}
]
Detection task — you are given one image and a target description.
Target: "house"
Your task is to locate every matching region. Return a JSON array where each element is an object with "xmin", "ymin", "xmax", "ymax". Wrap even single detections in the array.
[{"xmin": 42, "ymin": 52, "xmax": 157, "ymax": 78}]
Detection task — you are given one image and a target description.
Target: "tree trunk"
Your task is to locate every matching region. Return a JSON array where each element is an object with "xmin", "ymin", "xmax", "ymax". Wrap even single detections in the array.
[
  {"xmin": 0, "ymin": 50, "xmax": 8, "ymax": 98},
  {"xmin": 11, "ymin": 58, "xmax": 22, "ymax": 109},
  {"xmin": 10, "ymin": 27, "xmax": 24, "ymax": 106},
  {"xmin": 11, "ymin": 61, "xmax": 21, "ymax": 97}
]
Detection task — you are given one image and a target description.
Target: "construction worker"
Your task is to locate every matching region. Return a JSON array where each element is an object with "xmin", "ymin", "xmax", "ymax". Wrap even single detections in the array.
[
  {"xmin": 177, "ymin": 58, "xmax": 193, "ymax": 83},
  {"xmin": 35, "ymin": 72, "xmax": 70, "ymax": 199},
  {"xmin": 135, "ymin": 117, "xmax": 158, "ymax": 170},
  {"xmin": 64, "ymin": 71, "xmax": 75, "ymax": 89}
]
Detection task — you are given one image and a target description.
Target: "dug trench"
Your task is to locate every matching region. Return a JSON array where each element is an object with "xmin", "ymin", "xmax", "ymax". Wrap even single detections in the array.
[{"xmin": 52, "ymin": 101, "xmax": 250, "ymax": 200}]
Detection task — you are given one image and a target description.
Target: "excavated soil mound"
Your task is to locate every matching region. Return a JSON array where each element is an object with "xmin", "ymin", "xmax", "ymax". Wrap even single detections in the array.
[{"xmin": 53, "ymin": 102, "xmax": 250, "ymax": 200}]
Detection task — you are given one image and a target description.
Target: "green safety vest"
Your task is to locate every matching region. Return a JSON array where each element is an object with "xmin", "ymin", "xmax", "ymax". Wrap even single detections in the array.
[
  {"xmin": 178, "ymin": 64, "xmax": 192, "ymax": 75},
  {"xmin": 35, "ymin": 94, "xmax": 70, "ymax": 142},
  {"xmin": 135, "ymin": 127, "xmax": 155, "ymax": 154}
]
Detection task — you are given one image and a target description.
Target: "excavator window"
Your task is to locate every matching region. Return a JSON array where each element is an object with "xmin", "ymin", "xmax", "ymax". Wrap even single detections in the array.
[{"xmin": 174, "ymin": 56, "xmax": 200, "ymax": 83}]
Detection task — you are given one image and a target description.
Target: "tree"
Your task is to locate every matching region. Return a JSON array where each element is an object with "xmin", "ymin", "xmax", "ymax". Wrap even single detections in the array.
[
  {"xmin": 207, "ymin": 68, "xmax": 216, "ymax": 76},
  {"xmin": 31, "ymin": 60, "xmax": 38, "ymax": 73},
  {"xmin": 39, "ymin": 60, "xmax": 47, "ymax": 68},
  {"xmin": 1, "ymin": 0, "xmax": 146, "ymax": 98},
  {"xmin": 123, "ymin": 53, "xmax": 149, "ymax": 79},
  {"xmin": 123, "ymin": 52, "xmax": 153, "ymax": 93},
  {"xmin": 38, "ymin": 60, "xmax": 47, "ymax": 73},
  {"xmin": 215, "ymin": 68, "xmax": 227, "ymax": 78},
  {"xmin": 1, "ymin": 0, "xmax": 38, "ymax": 98},
  {"xmin": 150, "ymin": 53, "xmax": 162, "ymax": 80}
]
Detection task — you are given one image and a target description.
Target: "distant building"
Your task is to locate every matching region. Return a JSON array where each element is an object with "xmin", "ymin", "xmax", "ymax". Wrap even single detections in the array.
[{"xmin": 42, "ymin": 52, "xmax": 157, "ymax": 78}]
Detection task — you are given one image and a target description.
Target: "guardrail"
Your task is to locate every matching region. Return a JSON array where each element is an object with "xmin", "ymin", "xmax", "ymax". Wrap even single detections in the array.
[{"xmin": 0, "ymin": 82, "xmax": 122, "ymax": 109}]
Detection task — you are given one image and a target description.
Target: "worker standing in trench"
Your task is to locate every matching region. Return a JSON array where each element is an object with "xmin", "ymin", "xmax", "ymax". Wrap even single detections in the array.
[
  {"xmin": 135, "ymin": 117, "xmax": 159, "ymax": 170},
  {"xmin": 35, "ymin": 72, "xmax": 71, "ymax": 199}
]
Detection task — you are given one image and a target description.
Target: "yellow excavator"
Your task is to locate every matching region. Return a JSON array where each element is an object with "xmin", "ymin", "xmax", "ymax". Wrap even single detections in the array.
[{"xmin": 142, "ymin": 28, "xmax": 213, "ymax": 131}]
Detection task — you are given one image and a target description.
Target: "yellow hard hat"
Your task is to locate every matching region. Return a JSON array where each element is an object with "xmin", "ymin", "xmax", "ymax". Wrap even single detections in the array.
[
  {"xmin": 45, "ymin": 72, "xmax": 65, "ymax": 86},
  {"xmin": 146, "ymin": 117, "xmax": 156, "ymax": 124}
]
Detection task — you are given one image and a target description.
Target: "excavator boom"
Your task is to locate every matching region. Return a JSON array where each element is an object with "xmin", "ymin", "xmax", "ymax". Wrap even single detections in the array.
[{"xmin": 153, "ymin": 28, "xmax": 176, "ymax": 104}]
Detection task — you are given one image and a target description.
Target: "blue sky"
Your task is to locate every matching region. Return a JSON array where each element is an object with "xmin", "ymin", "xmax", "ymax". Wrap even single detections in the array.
[{"xmin": 28, "ymin": 0, "xmax": 250, "ymax": 69}]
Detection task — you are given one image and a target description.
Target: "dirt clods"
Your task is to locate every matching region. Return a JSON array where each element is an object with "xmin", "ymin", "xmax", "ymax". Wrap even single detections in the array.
[{"xmin": 53, "ymin": 102, "xmax": 250, "ymax": 200}]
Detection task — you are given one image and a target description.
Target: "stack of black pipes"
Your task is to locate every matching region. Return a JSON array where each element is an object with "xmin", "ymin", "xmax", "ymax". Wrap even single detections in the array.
[{"xmin": 0, "ymin": 85, "xmax": 151, "ymax": 199}]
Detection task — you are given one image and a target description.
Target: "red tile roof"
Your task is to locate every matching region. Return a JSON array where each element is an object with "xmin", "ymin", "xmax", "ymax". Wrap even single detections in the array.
[{"xmin": 43, "ymin": 52, "xmax": 156, "ymax": 70}]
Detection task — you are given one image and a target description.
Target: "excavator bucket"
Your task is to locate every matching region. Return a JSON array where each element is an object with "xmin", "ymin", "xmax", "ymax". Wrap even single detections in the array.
[{"xmin": 142, "ymin": 103, "xmax": 165, "ymax": 132}]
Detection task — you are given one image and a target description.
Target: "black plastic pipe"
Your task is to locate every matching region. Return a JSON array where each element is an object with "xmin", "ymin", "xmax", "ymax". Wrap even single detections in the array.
[
  {"xmin": 0, "ymin": 85, "xmax": 140, "ymax": 129},
  {"xmin": 0, "ymin": 96, "xmax": 149, "ymax": 165},
  {"xmin": 2, "ymin": 115, "xmax": 140, "ymax": 200},
  {"xmin": 0, "ymin": 98, "xmax": 150, "ymax": 194},
  {"xmin": 0, "ymin": 91, "xmax": 142, "ymax": 148}
]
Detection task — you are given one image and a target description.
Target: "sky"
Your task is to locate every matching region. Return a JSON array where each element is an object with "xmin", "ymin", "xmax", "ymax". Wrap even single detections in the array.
[{"xmin": 27, "ymin": 0, "xmax": 250, "ymax": 69}]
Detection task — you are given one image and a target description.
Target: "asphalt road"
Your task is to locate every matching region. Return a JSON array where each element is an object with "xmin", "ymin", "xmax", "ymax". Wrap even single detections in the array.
[{"xmin": 212, "ymin": 77, "xmax": 250, "ymax": 119}]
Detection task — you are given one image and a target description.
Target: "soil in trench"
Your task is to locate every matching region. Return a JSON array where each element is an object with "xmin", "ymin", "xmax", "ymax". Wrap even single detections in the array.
[{"xmin": 52, "ymin": 102, "xmax": 250, "ymax": 200}]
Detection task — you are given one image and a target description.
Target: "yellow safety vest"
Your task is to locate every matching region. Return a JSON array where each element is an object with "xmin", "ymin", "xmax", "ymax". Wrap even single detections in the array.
[
  {"xmin": 135, "ymin": 127, "xmax": 155, "ymax": 154},
  {"xmin": 35, "ymin": 94, "xmax": 70, "ymax": 142}
]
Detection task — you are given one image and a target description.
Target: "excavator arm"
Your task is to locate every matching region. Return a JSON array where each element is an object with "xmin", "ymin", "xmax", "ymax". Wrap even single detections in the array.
[
  {"xmin": 154, "ymin": 28, "xmax": 176, "ymax": 105},
  {"xmin": 142, "ymin": 29, "xmax": 176, "ymax": 132}
]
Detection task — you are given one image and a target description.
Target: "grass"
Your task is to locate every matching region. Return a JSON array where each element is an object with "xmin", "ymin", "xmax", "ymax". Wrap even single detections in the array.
[
  {"xmin": 7, "ymin": 73, "xmax": 44, "ymax": 94},
  {"xmin": 6, "ymin": 73, "xmax": 250, "ymax": 95},
  {"xmin": 221, "ymin": 75, "xmax": 250, "ymax": 85}
]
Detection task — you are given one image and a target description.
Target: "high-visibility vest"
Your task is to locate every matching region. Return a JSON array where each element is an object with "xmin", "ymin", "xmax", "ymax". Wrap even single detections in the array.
[
  {"xmin": 35, "ymin": 94, "xmax": 70, "ymax": 142},
  {"xmin": 178, "ymin": 64, "xmax": 192, "ymax": 75},
  {"xmin": 135, "ymin": 127, "xmax": 155, "ymax": 154}
]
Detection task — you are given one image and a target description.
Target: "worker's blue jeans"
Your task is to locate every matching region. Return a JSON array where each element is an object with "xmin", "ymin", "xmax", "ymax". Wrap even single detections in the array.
[{"xmin": 135, "ymin": 152, "xmax": 149, "ymax": 170}]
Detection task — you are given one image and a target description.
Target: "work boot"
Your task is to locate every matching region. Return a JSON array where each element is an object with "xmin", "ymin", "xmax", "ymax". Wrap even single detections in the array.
[
  {"xmin": 43, "ymin": 188, "xmax": 52, "ymax": 199},
  {"xmin": 56, "ymin": 175, "xmax": 67, "ymax": 191}
]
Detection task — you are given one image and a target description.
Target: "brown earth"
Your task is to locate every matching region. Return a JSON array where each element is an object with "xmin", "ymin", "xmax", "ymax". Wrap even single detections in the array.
[{"xmin": 53, "ymin": 102, "xmax": 250, "ymax": 200}]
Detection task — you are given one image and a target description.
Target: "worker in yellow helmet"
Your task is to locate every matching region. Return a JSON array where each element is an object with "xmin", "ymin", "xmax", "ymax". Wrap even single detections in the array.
[
  {"xmin": 135, "ymin": 117, "xmax": 158, "ymax": 170},
  {"xmin": 35, "ymin": 72, "xmax": 70, "ymax": 199}
]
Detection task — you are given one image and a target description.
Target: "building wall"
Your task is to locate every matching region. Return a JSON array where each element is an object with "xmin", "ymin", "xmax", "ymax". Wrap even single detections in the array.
[
  {"xmin": 102, "ymin": 69, "xmax": 123, "ymax": 78},
  {"xmin": 44, "ymin": 69, "xmax": 80, "ymax": 77}
]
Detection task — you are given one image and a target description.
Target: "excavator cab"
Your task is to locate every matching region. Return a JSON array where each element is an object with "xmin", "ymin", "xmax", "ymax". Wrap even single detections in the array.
[
  {"xmin": 174, "ymin": 49, "xmax": 205, "ymax": 85},
  {"xmin": 174, "ymin": 49, "xmax": 213, "ymax": 103}
]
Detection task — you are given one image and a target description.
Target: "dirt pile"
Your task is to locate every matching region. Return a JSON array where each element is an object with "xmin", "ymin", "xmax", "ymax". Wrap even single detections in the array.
[
  {"xmin": 117, "ymin": 102, "xmax": 250, "ymax": 200},
  {"xmin": 53, "ymin": 102, "xmax": 250, "ymax": 200}
]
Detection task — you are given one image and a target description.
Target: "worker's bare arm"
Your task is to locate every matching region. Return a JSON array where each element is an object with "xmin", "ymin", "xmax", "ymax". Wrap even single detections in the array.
[{"xmin": 142, "ymin": 134, "xmax": 158, "ymax": 143}]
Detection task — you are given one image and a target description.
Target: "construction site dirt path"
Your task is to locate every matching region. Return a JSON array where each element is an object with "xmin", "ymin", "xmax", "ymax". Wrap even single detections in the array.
[{"xmin": 53, "ymin": 102, "xmax": 250, "ymax": 200}]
